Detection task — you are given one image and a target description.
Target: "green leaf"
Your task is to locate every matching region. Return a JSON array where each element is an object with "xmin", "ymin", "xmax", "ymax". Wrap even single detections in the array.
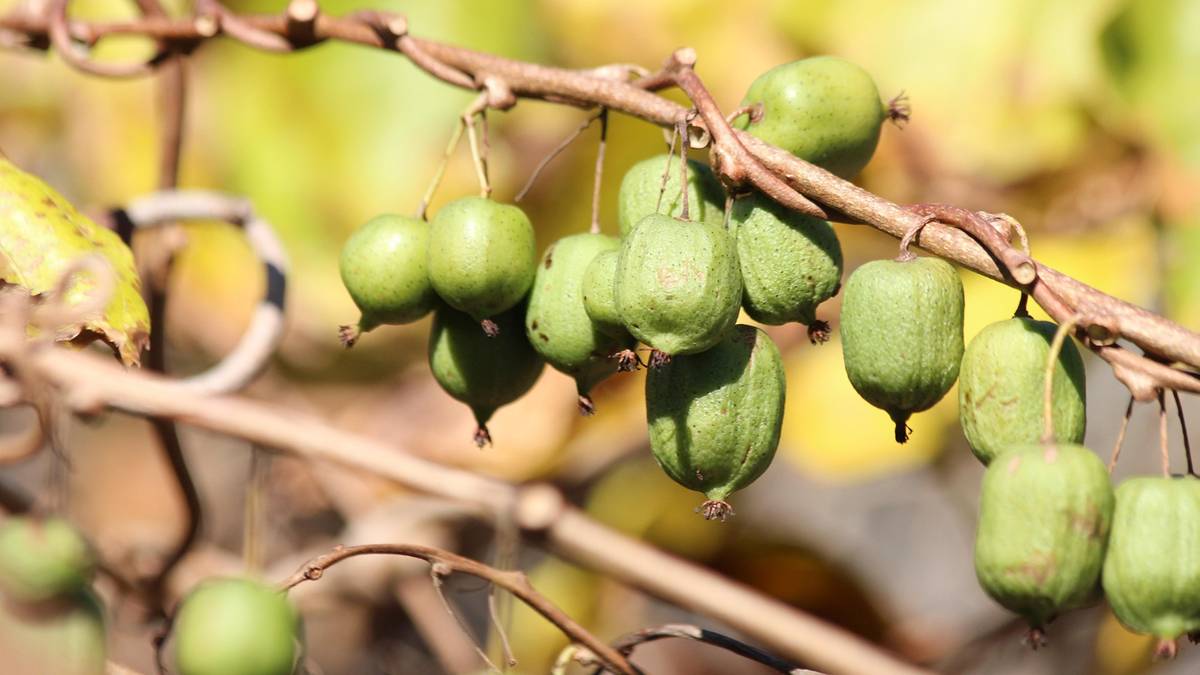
[{"xmin": 0, "ymin": 156, "xmax": 149, "ymax": 366}]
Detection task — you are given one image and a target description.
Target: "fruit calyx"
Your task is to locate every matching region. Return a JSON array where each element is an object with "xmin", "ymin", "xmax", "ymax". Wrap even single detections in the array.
[
  {"xmin": 577, "ymin": 394, "xmax": 596, "ymax": 417},
  {"xmin": 1155, "ymin": 638, "xmax": 1178, "ymax": 660},
  {"xmin": 337, "ymin": 324, "xmax": 360, "ymax": 348},
  {"xmin": 648, "ymin": 349, "xmax": 672, "ymax": 369},
  {"xmin": 481, "ymin": 318, "xmax": 500, "ymax": 337},
  {"xmin": 807, "ymin": 320, "xmax": 831, "ymax": 344},
  {"xmin": 1023, "ymin": 627, "xmax": 1047, "ymax": 650},
  {"xmin": 700, "ymin": 500, "xmax": 734, "ymax": 522},
  {"xmin": 891, "ymin": 411, "xmax": 913, "ymax": 444},
  {"xmin": 613, "ymin": 349, "xmax": 641, "ymax": 372},
  {"xmin": 473, "ymin": 425, "xmax": 493, "ymax": 448}
]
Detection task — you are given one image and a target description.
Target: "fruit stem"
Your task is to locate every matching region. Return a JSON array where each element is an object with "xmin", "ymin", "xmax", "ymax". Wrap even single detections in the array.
[
  {"xmin": 676, "ymin": 117, "xmax": 691, "ymax": 222},
  {"xmin": 699, "ymin": 499, "xmax": 734, "ymax": 522},
  {"xmin": 1042, "ymin": 314, "xmax": 1081, "ymax": 444},
  {"xmin": 655, "ymin": 123, "xmax": 679, "ymax": 216},
  {"xmin": 416, "ymin": 114, "xmax": 467, "ymax": 220},
  {"xmin": 590, "ymin": 109, "xmax": 607, "ymax": 235},
  {"xmin": 896, "ymin": 216, "xmax": 931, "ymax": 262},
  {"xmin": 1013, "ymin": 292, "xmax": 1031, "ymax": 319},
  {"xmin": 577, "ymin": 394, "xmax": 596, "ymax": 416}
]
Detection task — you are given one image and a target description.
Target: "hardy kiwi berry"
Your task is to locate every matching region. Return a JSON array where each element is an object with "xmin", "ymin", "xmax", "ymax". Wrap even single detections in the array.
[
  {"xmin": 173, "ymin": 577, "xmax": 298, "ymax": 675},
  {"xmin": 581, "ymin": 249, "xmax": 625, "ymax": 338},
  {"xmin": 730, "ymin": 192, "xmax": 843, "ymax": 339},
  {"xmin": 959, "ymin": 317, "xmax": 1087, "ymax": 465},
  {"xmin": 735, "ymin": 56, "xmax": 894, "ymax": 179},
  {"xmin": 646, "ymin": 325, "xmax": 786, "ymax": 521},
  {"xmin": 525, "ymin": 233, "xmax": 634, "ymax": 414},
  {"xmin": 338, "ymin": 214, "xmax": 438, "ymax": 347},
  {"xmin": 1102, "ymin": 476, "xmax": 1200, "ymax": 659},
  {"xmin": 429, "ymin": 304, "xmax": 545, "ymax": 446},
  {"xmin": 840, "ymin": 256, "xmax": 963, "ymax": 442},
  {"xmin": 974, "ymin": 443, "xmax": 1113, "ymax": 644},
  {"xmin": 427, "ymin": 196, "xmax": 537, "ymax": 335},
  {"xmin": 615, "ymin": 213, "xmax": 742, "ymax": 361},
  {"xmin": 0, "ymin": 516, "xmax": 94, "ymax": 607},
  {"xmin": 617, "ymin": 154, "xmax": 726, "ymax": 236},
  {"xmin": 0, "ymin": 587, "xmax": 107, "ymax": 675}
]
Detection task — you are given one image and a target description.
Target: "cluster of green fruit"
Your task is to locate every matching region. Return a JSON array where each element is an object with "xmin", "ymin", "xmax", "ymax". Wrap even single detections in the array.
[
  {"xmin": 0, "ymin": 516, "xmax": 299, "ymax": 675},
  {"xmin": 340, "ymin": 56, "xmax": 895, "ymax": 518}
]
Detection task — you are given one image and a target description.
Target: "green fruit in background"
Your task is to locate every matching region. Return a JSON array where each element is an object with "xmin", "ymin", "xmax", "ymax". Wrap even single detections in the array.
[
  {"xmin": 0, "ymin": 588, "xmax": 107, "ymax": 675},
  {"xmin": 1102, "ymin": 476, "xmax": 1200, "ymax": 656},
  {"xmin": 525, "ymin": 233, "xmax": 633, "ymax": 413},
  {"xmin": 427, "ymin": 196, "xmax": 537, "ymax": 331},
  {"xmin": 959, "ymin": 317, "xmax": 1087, "ymax": 465},
  {"xmin": 337, "ymin": 214, "xmax": 437, "ymax": 346},
  {"xmin": 730, "ymin": 192, "xmax": 843, "ymax": 335},
  {"xmin": 974, "ymin": 443, "xmax": 1113, "ymax": 639},
  {"xmin": 646, "ymin": 325, "xmax": 786, "ymax": 521},
  {"xmin": 174, "ymin": 577, "xmax": 298, "ymax": 675},
  {"xmin": 0, "ymin": 516, "xmax": 93, "ymax": 606},
  {"xmin": 580, "ymin": 249, "xmax": 626, "ymax": 339},
  {"xmin": 617, "ymin": 154, "xmax": 726, "ymax": 236},
  {"xmin": 429, "ymin": 304, "xmax": 545, "ymax": 446},
  {"xmin": 615, "ymin": 213, "xmax": 742, "ymax": 358},
  {"xmin": 840, "ymin": 256, "xmax": 964, "ymax": 443},
  {"xmin": 734, "ymin": 56, "xmax": 889, "ymax": 179}
]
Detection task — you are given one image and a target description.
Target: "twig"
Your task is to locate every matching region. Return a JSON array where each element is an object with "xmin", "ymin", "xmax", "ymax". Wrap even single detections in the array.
[
  {"xmin": 428, "ymin": 563, "xmax": 501, "ymax": 672},
  {"xmin": 279, "ymin": 543, "xmax": 636, "ymax": 675}
]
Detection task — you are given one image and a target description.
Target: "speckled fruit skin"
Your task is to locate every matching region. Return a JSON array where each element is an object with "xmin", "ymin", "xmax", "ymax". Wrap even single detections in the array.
[
  {"xmin": 339, "ymin": 214, "xmax": 437, "ymax": 331},
  {"xmin": 646, "ymin": 325, "xmax": 785, "ymax": 512},
  {"xmin": 1102, "ymin": 476, "xmax": 1200, "ymax": 641},
  {"xmin": 735, "ymin": 56, "xmax": 886, "ymax": 179},
  {"xmin": 427, "ymin": 196, "xmax": 537, "ymax": 322},
  {"xmin": 581, "ymin": 249, "xmax": 626, "ymax": 338},
  {"xmin": 429, "ymin": 304, "xmax": 544, "ymax": 427},
  {"xmin": 174, "ymin": 577, "xmax": 298, "ymax": 675},
  {"xmin": 959, "ymin": 318, "xmax": 1087, "ymax": 465},
  {"xmin": 615, "ymin": 214, "xmax": 742, "ymax": 356},
  {"xmin": 617, "ymin": 154, "xmax": 726, "ymax": 236},
  {"xmin": 840, "ymin": 257, "xmax": 963, "ymax": 441},
  {"xmin": 974, "ymin": 443, "xmax": 1113, "ymax": 631},
  {"xmin": 0, "ymin": 516, "xmax": 93, "ymax": 606},
  {"xmin": 525, "ymin": 233, "xmax": 632, "ymax": 396},
  {"xmin": 730, "ymin": 192, "xmax": 843, "ymax": 326},
  {"xmin": 0, "ymin": 588, "xmax": 107, "ymax": 675}
]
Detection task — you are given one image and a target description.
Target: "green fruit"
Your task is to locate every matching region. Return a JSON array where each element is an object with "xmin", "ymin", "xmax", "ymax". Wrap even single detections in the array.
[
  {"xmin": 840, "ymin": 256, "xmax": 964, "ymax": 442},
  {"xmin": 959, "ymin": 318, "xmax": 1087, "ymax": 465},
  {"xmin": 0, "ymin": 516, "xmax": 93, "ymax": 606},
  {"xmin": 525, "ymin": 233, "xmax": 633, "ymax": 413},
  {"xmin": 735, "ymin": 56, "xmax": 888, "ymax": 179},
  {"xmin": 974, "ymin": 443, "xmax": 1113, "ymax": 638},
  {"xmin": 615, "ymin": 214, "xmax": 742, "ymax": 357},
  {"xmin": 1102, "ymin": 476, "xmax": 1200, "ymax": 654},
  {"xmin": 174, "ymin": 577, "xmax": 298, "ymax": 675},
  {"xmin": 0, "ymin": 588, "xmax": 107, "ymax": 675},
  {"xmin": 338, "ymin": 214, "xmax": 437, "ymax": 346},
  {"xmin": 427, "ymin": 196, "xmax": 537, "ymax": 329},
  {"xmin": 730, "ymin": 192, "xmax": 843, "ymax": 332},
  {"xmin": 646, "ymin": 325, "xmax": 786, "ymax": 520},
  {"xmin": 429, "ymin": 304, "xmax": 545, "ymax": 445},
  {"xmin": 617, "ymin": 154, "xmax": 726, "ymax": 237},
  {"xmin": 580, "ymin": 249, "xmax": 626, "ymax": 338}
]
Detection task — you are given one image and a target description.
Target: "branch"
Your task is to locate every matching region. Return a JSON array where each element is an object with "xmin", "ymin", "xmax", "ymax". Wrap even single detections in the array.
[
  {"xmin": 0, "ymin": 300, "xmax": 927, "ymax": 675},
  {"xmin": 280, "ymin": 542, "xmax": 636, "ymax": 675},
  {"xmin": 3, "ymin": 5, "xmax": 1198, "ymax": 400},
  {"xmin": 572, "ymin": 623, "xmax": 823, "ymax": 674}
]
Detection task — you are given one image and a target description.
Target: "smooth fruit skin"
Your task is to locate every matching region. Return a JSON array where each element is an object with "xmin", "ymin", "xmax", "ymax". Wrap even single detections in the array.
[
  {"xmin": 959, "ymin": 318, "xmax": 1087, "ymax": 465},
  {"xmin": 730, "ymin": 192, "xmax": 843, "ymax": 326},
  {"xmin": 735, "ymin": 56, "xmax": 887, "ymax": 179},
  {"xmin": 0, "ymin": 588, "xmax": 107, "ymax": 675},
  {"xmin": 429, "ymin": 304, "xmax": 545, "ymax": 441},
  {"xmin": 617, "ymin": 154, "xmax": 726, "ymax": 237},
  {"xmin": 615, "ymin": 214, "xmax": 742, "ymax": 356},
  {"xmin": 974, "ymin": 443, "xmax": 1113, "ymax": 631},
  {"xmin": 174, "ymin": 577, "xmax": 298, "ymax": 675},
  {"xmin": 581, "ymin": 249, "xmax": 626, "ymax": 338},
  {"xmin": 1102, "ymin": 476, "xmax": 1200, "ymax": 641},
  {"xmin": 338, "ymin": 214, "xmax": 437, "ymax": 331},
  {"xmin": 646, "ymin": 325, "xmax": 786, "ymax": 519},
  {"xmin": 0, "ymin": 516, "xmax": 93, "ymax": 606},
  {"xmin": 427, "ymin": 196, "xmax": 537, "ymax": 323},
  {"xmin": 525, "ymin": 234, "xmax": 632, "ymax": 399},
  {"xmin": 840, "ymin": 257, "xmax": 964, "ymax": 442}
]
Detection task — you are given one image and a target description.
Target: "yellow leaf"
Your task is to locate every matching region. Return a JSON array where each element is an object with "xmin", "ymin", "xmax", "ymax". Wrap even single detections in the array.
[{"xmin": 0, "ymin": 157, "xmax": 149, "ymax": 365}]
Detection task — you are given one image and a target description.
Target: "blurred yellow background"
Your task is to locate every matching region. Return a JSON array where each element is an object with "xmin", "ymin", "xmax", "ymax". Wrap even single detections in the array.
[{"xmin": 2, "ymin": 0, "xmax": 1199, "ymax": 673}]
